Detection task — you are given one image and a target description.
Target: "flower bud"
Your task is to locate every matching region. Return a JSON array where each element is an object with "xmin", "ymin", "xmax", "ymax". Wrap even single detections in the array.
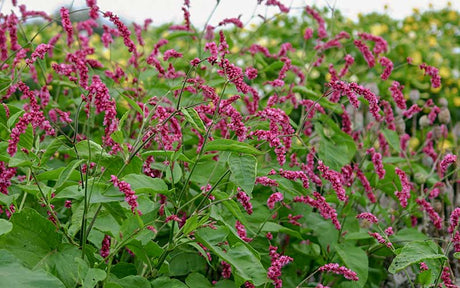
[
  {"xmin": 395, "ymin": 116, "xmax": 406, "ymax": 134},
  {"xmin": 432, "ymin": 125, "xmax": 443, "ymax": 140},
  {"xmin": 409, "ymin": 89, "xmax": 420, "ymax": 102},
  {"xmin": 422, "ymin": 155, "xmax": 434, "ymax": 167},
  {"xmin": 438, "ymin": 97, "xmax": 448, "ymax": 108},
  {"xmin": 414, "ymin": 172, "xmax": 427, "ymax": 184},
  {"xmin": 438, "ymin": 108, "xmax": 450, "ymax": 124},
  {"xmin": 418, "ymin": 115, "xmax": 430, "ymax": 128}
]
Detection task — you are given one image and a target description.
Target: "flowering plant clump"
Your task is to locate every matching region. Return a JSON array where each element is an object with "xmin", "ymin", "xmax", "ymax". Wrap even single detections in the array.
[{"xmin": 0, "ymin": 0, "xmax": 459, "ymax": 287}]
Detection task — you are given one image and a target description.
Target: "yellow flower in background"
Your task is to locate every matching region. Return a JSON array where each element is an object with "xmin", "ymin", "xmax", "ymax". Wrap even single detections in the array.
[
  {"xmin": 410, "ymin": 51, "xmax": 422, "ymax": 64},
  {"xmin": 439, "ymin": 67, "xmax": 450, "ymax": 78},
  {"xmin": 409, "ymin": 137, "xmax": 420, "ymax": 150},
  {"xmin": 448, "ymin": 11, "xmax": 457, "ymax": 21},
  {"xmin": 370, "ymin": 24, "xmax": 388, "ymax": 36},
  {"xmin": 454, "ymin": 96, "xmax": 460, "ymax": 107},
  {"xmin": 428, "ymin": 36, "xmax": 437, "ymax": 47},
  {"xmin": 438, "ymin": 140, "xmax": 452, "ymax": 152}
]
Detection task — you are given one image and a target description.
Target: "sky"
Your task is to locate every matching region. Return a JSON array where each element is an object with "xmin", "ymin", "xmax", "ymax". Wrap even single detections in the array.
[{"xmin": 1, "ymin": 0, "xmax": 457, "ymax": 27}]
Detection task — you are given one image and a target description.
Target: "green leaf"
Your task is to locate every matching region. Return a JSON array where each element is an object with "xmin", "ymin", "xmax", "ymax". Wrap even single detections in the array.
[
  {"xmin": 315, "ymin": 119, "xmax": 356, "ymax": 170},
  {"xmin": 382, "ymin": 129, "xmax": 401, "ymax": 153},
  {"xmin": 74, "ymin": 140, "xmax": 110, "ymax": 161},
  {"xmin": 169, "ymin": 252, "xmax": 207, "ymax": 276},
  {"xmin": 185, "ymin": 273, "xmax": 213, "ymax": 288},
  {"xmin": 204, "ymin": 139, "xmax": 263, "ymax": 155},
  {"xmin": 120, "ymin": 94, "xmax": 143, "ymax": 115},
  {"xmin": 165, "ymin": 162, "xmax": 183, "ymax": 184},
  {"xmin": 40, "ymin": 136, "xmax": 66, "ymax": 166},
  {"xmin": 260, "ymin": 222, "xmax": 302, "ymax": 239},
  {"xmin": 151, "ymin": 277, "xmax": 188, "ymax": 288},
  {"xmin": 181, "ymin": 107, "xmax": 206, "ymax": 132},
  {"xmin": 0, "ymin": 250, "xmax": 65, "ymax": 288},
  {"xmin": 454, "ymin": 252, "xmax": 460, "ymax": 259},
  {"xmin": 18, "ymin": 124, "xmax": 34, "ymax": 151},
  {"xmin": 122, "ymin": 173, "xmax": 169, "ymax": 194},
  {"xmin": 82, "ymin": 268, "xmax": 106, "ymax": 288},
  {"xmin": 55, "ymin": 159, "xmax": 85, "ymax": 189},
  {"xmin": 227, "ymin": 154, "xmax": 256, "ymax": 195},
  {"xmin": 0, "ymin": 208, "xmax": 62, "ymax": 268},
  {"xmin": 195, "ymin": 227, "xmax": 266, "ymax": 286},
  {"xmin": 142, "ymin": 150, "xmax": 192, "ymax": 163},
  {"xmin": 0, "ymin": 219, "xmax": 12, "ymax": 236},
  {"xmin": 114, "ymin": 275, "xmax": 151, "ymax": 288},
  {"xmin": 388, "ymin": 241, "xmax": 446, "ymax": 274},
  {"xmin": 7, "ymin": 110, "xmax": 24, "ymax": 129},
  {"xmin": 39, "ymin": 244, "xmax": 81, "ymax": 288},
  {"xmin": 335, "ymin": 243, "xmax": 368, "ymax": 287}
]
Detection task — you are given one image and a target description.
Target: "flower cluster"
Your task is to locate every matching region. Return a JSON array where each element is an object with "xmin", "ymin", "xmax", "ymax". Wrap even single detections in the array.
[
  {"xmin": 318, "ymin": 263, "xmax": 359, "ymax": 281},
  {"xmin": 110, "ymin": 175, "xmax": 139, "ymax": 214},
  {"xmin": 267, "ymin": 245, "xmax": 293, "ymax": 288}
]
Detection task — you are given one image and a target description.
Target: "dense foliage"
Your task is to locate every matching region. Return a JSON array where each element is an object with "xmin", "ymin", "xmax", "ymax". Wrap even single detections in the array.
[{"xmin": 0, "ymin": 1, "xmax": 459, "ymax": 287}]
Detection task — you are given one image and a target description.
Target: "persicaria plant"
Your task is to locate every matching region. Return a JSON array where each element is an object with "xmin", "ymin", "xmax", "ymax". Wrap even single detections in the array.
[{"xmin": 0, "ymin": 0, "xmax": 459, "ymax": 287}]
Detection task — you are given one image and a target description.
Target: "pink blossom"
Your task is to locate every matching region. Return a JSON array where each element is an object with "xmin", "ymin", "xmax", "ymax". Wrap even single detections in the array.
[
  {"xmin": 86, "ymin": 0, "xmax": 99, "ymax": 19},
  {"xmin": 306, "ymin": 6, "xmax": 327, "ymax": 39},
  {"xmin": 0, "ymin": 161, "xmax": 17, "ymax": 195},
  {"xmin": 318, "ymin": 161, "xmax": 347, "ymax": 202},
  {"xmin": 255, "ymin": 176, "xmax": 279, "ymax": 187},
  {"xmin": 339, "ymin": 54, "xmax": 354, "ymax": 77},
  {"xmin": 356, "ymin": 212, "xmax": 379, "ymax": 224},
  {"xmin": 236, "ymin": 189, "xmax": 253, "ymax": 215},
  {"xmin": 328, "ymin": 80, "xmax": 359, "ymax": 108},
  {"xmin": 354, "ymin": 39, "xmax": 375, "ymax": 68},
  {"xmin": 419, "ymin": 63, "xmax": 441, "ymax": 88},
  {"xmin": 381, "ymin": 100, "xmax": 395, "ymax": 130},
  {"xmin": 267, "ymin": 192, "xmax": 284, "ymax": 209},
  {"xmin": 448, "ymin": 208, "xmax": 460, "ymax": 234},
  {"xmin": 440, "ymin": 267, "xmax": 455, "ymax": 288},
  {"xmin": 267, "ymin": 246, "xmax": 293, "ymax": 288},
  {"xmin": 245, "ymin": 67, "xmax": 258, "ymax": 80},
  {"xmin": 394, "ymin": 168, "xmax": 411, "ymax": 208},
  {"xmin": 369, "ymin": 232, "xmax": 392, "ymax": 248},
  {"xmin": 452, "ymin": 231, "xmax": 460, "ymax": 252},
  {"xmin": 403, "ymin": 104, "xmax": 422, "ymax": 119},
  {"xmin": 235, "ymin": 220, "xmax": 252, "ymax": 242},
  {"xmin": 110, "ymin": 175, "xmax": 139, "ymax": 214},
  {"xmin": 379, "ymin": 56, "xmax": 393, "ymax": 80},
  {"xmin": 294, "ymin": 192, "xmax": 341, "ymax": 230},
  {"xmin": 163, "ymin": 49, "xmax": 183, "ymax": 61},
  {"xmin": 26, "ymin": 43, "xmax": 51, "ymax": 65},
  {"xmin": 304, "ymin": 28, "xmax": 313, "ymax": 40},
  {"xmin": 221, "ymin": 261, "xmax": 232, "ymax": 278},
  {"xmin": 358, "ymin": 32, "xmax": 388, "ymax": 55},
  {"xmin": 416, "ymin": 198, "xmax": 443, "ymax": 230},
  {"xmin": 218, "ymin": 17, "xmax": 243, "ymax": 28},
  {"xmin": 385, "ymin": 227, "xmax": 394, "ymax": 236},
  {"xmin": 439, "ymin": 154, "xmax": 456, "ymax": 176},
  {"xmin": 100, "ymin": 235, "xmax": 111, "ymax": 258},
  {"xmin": 266, "ymin": 0, "xmax": 290, "ymax": 13},
  {"xmin": 389, "ymin": 81, "xmax": 406, "ymax": 110},
  {"xmin": 288, "ymin": 214, "xmax": 302, "ymax": 226},
  {"xmin": 367, "ymin": 148, "xmax": 385, "ymax": 179},
  {"xmin": 419, "ymin": 262, "xmax": 429, "ymax": 271},
  {"xmin": 319, "ymin": 263, "xmax": 359, "ymax": 281},
  {"xmin": 279, "ymin": 169, "xmax": 309, "ymax": 188},
  {"xmin": 104, "ymin": 11, "xmax": 136, "ymax": 53}
]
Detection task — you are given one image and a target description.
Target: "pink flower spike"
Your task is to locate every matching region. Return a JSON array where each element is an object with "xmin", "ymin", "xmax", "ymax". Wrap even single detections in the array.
[
  {"xmin": 419, "ymin": 63, "xmax": 441, "ymax": 88},
  {"xmin": 163, "ymin": 49, "xmax": 183, "ymax": 61},
  {"xmin": 419, "ymin": 262, "xmax": 429, "ymax": 271},
  {"xmin": 354, "ymin": 39, "xmax": 374, "ymax": 68},
  {"xmin": 235, "ymin": 220, "xmax": 252, "ymax": 242},
  {"xmin": 379, "ymin": 56, "xmax": 393, "ymax": 80},
  {"xmin": 110, "ymin": 175, "xmax": 139, "ymax": 214},
  {"xmin": 60, "ymin": 7, "xmax": 73, "ymax": 47},
  {"xmin": 356, "ymin": 212, "xmax": 379, "ymax": 224},
  {"xmin": 394, "ymin": 168, "xmax": 411, "ymax": 208},
  {"xmin": 416, "ymin": 198, "xmax": 443, "ymax": 230},
  {"xmin": 236, "ymin": 189, "xmax": 253, "ymax": 215},
  {"xmin": 267, "ymin": 192, "xmax": 284, "ymax": 209},
  {"xmin": 448, "ymin": 208, "xmax": 460, "ymax": 234},
  {"xmin": 319, "ymin": 263, "xmax": 359, "ymax": 281},
  {"xmin": 439, "ymin": 154, "xmax": 456, "ymax": 177}
]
